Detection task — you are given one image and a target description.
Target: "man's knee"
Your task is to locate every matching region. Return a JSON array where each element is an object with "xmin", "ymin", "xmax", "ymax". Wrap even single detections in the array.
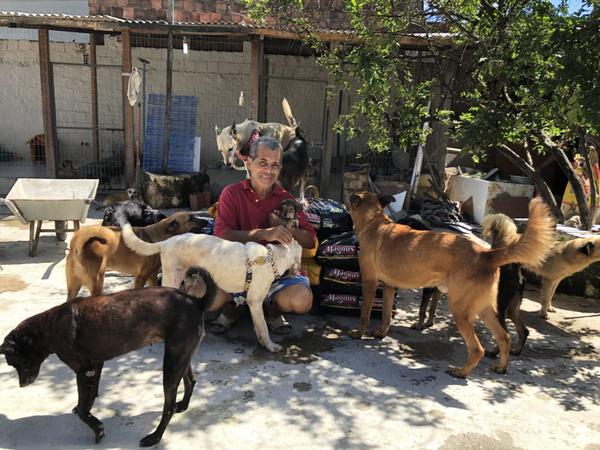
[{"xmin": 274, "ymin": 285, "xmax": 313, "ymax": 314}]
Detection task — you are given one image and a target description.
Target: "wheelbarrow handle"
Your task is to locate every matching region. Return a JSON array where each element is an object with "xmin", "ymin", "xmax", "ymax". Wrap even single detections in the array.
[{"xmin": 0, "ymin": 198, "xmax": 28, "ymax": 224}]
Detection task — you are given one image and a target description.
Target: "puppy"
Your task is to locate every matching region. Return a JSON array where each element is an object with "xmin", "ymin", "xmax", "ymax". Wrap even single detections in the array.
[
  {"xmin": 119, "ymin": 223, "xmax": 302, "ymax": 353},
  {"xmin": 101, "ymin": 201, "xmax": 166, "ymax": 227},
  {"xmin": 414, "ymin": 214, "xmax": 530, "ymax": 357},
  {"xmin": 527, "ymin": 235, "xmax": 600, "ymax": 318},
  {"xmin": 26, "ymin": 133, "xmax": 45, "ymax": 164},
  {"xmin": 97, "ymin": 187, "xmax": 141, "ymax": 210},
  {"xmin": 215, "ymin": 98, "xmax": 297, "ymax": 170},
  {"xmin": 348, "ymin": 192, "xmax": 555, "ymax": 378},
  {"xmin": 271, "ymin": 198, "xmax": 302, "ymax": 229},
  {"xmin": 0, "ymin": 268, "xmax": 217, "ymax": 447},
  {"xmin": 66, "ymin": 212, "xmax": 207, "ymax": 299}
]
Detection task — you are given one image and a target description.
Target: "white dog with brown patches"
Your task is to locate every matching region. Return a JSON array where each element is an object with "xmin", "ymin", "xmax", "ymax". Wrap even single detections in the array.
[
  {"xmin": 120, "ymin": 224, "xmax": 302, "ymax": 352},
  {"xmin": 215, "ymin": 98, "xmax": 297, "ymax": 170}
]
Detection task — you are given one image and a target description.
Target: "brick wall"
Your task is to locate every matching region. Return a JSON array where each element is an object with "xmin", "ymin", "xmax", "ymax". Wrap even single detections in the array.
[{"xmin": 88, "ymin": 0, "xmax": 350, "ymax": 29}]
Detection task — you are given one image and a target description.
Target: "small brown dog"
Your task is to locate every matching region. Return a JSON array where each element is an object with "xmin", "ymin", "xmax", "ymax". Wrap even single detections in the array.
[
  {"xmin": 271, "ymin": 198, "xmax": 302, "ymax": 229},
  {"xmin": 348, "ymin": 192, "xmax": 555, "ymax": 378},
  {"xmin": 66, "ymin": 212, "xmax": 207, "ymax": 299},
  {"xmin": 97, "ymin": 187, "xmax": 141, "ymax": 209},
  {"xmin": 527, "ymin": 236, "xmax": 600, "ymax": 318},
  {"xmin": 0, "ymin": 267, "xmax": 216, "ymax": 446}
]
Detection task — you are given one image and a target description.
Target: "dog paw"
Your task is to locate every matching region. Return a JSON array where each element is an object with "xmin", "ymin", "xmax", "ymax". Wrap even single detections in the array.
[
  {"xmin": 139, "ymin": 432, "xmax": 161, "ymax": 447},
  {"xmin": 423, "ymin": 320, "xmax": 435, "ymax": 328},
  {"xmin": 349, "ymin": 329, "xmax": 364, "ymax": 339},
  {"xmin": 372, "ymin": 329, "xmax": 388, "ymax": 339},
  {"xmin": 539, "ymin": 310, "xmax": 549, "ymax": 320},
  {"xmin": 94, "ymin": 426, "xmax": 105, "ymax": 444},
  {"xmin": 509, "ymin": 348, "xmax": 523, "ymax": 356},
  {"xmin": 547, "ymin": 306, "xmax": 556, "ymax": 312},
  {"xmin": 490, "ymin": 364, "xmax": 508, "ymax": 375},
  {"xmin": 409, "ymin": 322, "xmax": 424, "ymax": 331},
  {"xmin": 445, "ymin": 366, "xmax": 468, "ymax": 379},
  {"xmin": 265, "ymin": 342, "xmax": 283, "ymax": 353}
]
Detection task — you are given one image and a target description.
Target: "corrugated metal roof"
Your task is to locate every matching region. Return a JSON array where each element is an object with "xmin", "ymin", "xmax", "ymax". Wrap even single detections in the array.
[{"xmin": 0, "ymin": 10, "xmax": 355, "ymax": 37}]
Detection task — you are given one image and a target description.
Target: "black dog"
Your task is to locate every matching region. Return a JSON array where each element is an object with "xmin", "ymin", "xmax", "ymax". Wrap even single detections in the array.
[
  {"xmin": 279, "ymin": 128, "xmax": 309, "ymax": 199},
  {"xmin": 0, "ymin": 267, "xmax": 217, "ymax": 447},
  {"xmin": 102, "ymin": 201, "xmax": 166, "ymax": 227}
]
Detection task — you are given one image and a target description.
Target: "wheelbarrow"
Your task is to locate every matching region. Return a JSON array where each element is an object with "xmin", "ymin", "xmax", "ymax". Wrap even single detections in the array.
[{"xmin": 1, "ymin": 178, "xmax": 99, "ymax": 256}]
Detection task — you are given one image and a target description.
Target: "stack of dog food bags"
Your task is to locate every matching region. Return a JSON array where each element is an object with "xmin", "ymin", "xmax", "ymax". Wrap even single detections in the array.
[
  {"xmin": 315, "ymin": 231, "xmax": 396, "ymax": 313},
  {"xmin": 300, "ymin": 197, "xmax": 353, "ymax": 288}
]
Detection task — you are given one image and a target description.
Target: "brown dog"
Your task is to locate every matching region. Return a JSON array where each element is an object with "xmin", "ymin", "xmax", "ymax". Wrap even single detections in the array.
[
  {"xmin": 527, "ymin": 236, "xmax": 600, "ymax": 318},
  {"xmin": 348, "ymin": 192, "xmax": 555, "ymax": 378},
  {"xmin": 66, "ymin": 212, "xmax": 207, "ymax": 299},
  {"xmin": 0, "ymin": 267, "xmax": 217, "ymax": 446}
]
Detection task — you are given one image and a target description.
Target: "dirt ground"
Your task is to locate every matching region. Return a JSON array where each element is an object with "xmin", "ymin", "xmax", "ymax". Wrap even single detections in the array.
[{"xmin": 0, "ymin": 211, "xmax": 599, "ymax": 450}]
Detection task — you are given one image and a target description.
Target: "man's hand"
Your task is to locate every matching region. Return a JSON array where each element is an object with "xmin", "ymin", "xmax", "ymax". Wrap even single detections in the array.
[{"xmin": 261, "ymin": 225, "xmax": 294, "ymax": 245}]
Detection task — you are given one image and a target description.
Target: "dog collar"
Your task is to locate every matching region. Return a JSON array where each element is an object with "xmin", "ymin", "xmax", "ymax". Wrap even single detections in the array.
[{"xmin": 244, "ymin": 247, "xmax": 280, "ymax": 292}]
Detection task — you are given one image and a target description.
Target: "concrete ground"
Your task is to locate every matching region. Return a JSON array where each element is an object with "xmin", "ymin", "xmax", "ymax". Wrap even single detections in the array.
[{"xmin": 0, "ymin": 210, "xmax": 599, "ymax": 450}]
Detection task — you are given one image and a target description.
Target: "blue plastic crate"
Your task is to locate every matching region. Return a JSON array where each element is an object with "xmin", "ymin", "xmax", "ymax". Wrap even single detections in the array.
[{"xmin": 143, "ymin": 94, "xmax": 198, "ymax": 173}]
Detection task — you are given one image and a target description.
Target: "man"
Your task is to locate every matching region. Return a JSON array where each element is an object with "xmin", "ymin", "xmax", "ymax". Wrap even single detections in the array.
[{"xmin": 209, "ymin": 136, "xmax": 316, "ymax": 334}]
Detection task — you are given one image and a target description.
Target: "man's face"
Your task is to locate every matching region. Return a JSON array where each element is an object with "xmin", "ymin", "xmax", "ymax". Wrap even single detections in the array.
[{"xmin": 248, "ymin": 145, "xmax": 282, "ymax": 191}]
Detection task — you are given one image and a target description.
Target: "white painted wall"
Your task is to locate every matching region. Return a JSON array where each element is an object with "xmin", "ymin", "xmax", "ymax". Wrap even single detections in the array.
[{"xmin": 0, "ymin": 36, "xmax": 368, "ymax": 170}]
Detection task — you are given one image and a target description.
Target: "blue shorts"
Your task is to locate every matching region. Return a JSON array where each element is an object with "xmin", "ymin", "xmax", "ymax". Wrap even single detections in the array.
[{"xmin": 232, "ymin": 273, "xmax": 310, "ymax": 306}]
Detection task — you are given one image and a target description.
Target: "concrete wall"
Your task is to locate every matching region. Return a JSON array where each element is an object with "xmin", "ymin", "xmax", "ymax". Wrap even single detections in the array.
[{"xmin": 0, "ymin": 35, "xmax": 364, "ymax": 170}]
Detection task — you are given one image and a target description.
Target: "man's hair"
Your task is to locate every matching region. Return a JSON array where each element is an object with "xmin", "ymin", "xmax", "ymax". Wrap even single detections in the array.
[{"xmin": 249, "ymin": 136, "xmax": 282, "ymax": 159}]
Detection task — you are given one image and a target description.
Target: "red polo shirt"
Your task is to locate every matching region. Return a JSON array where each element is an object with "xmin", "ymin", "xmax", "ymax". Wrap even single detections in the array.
[{"xmin": 214, "ymin": 179, "xmax": 316, "ymax": 244}]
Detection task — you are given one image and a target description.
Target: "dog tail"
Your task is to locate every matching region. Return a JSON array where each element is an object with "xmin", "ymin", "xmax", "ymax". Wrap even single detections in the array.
[
  {"xmin": 282, "ymin": 98, "xmax": 297, "ymax": 128},
  {"xmin": 69, "ymin": 227, "xmax": 117, "ymax": 260},
  {"xmin": 481, "ymin": 213, "xmax": 521, "ymax": 248},
  {"xmin": 484, "ymin": 197, "xmax": 555, "ymax": 269},
  {"xmin": 121, "ymin": 223, "xmax": 162, "ymax": 256}
]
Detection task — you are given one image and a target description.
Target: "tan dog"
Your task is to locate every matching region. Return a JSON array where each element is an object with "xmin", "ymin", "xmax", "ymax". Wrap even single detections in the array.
[
  {"xmin": 97, "ymin": 187, "xmax": 141, "ymax": 209},
  {"xmin": 348, "ymin": 192, "xmax": 555, "ymax": 378},
  {"xmin": 527, "ymin": 236, "xmax": 600, "ymax": 318},
  {"xmin": 66, "ymin": 212, "xmax": 207, "ymax": 299},
  {"xmin": 215, "ymin": 98, "xmax": 297, "ymax": 170}
]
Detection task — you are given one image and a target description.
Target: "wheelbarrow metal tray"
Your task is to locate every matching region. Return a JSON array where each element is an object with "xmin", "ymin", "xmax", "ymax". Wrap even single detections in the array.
[{"xmin": 5, "ymin": 178, "xmax": 99, "ymax": 222}]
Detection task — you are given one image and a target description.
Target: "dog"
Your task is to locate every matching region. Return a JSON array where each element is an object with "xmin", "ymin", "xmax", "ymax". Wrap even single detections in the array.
[
  {"xmin": 101, "ymin": 201, "xmax": 167, "ymax": 227},
  {"xmin": 0, "ymin": 267, "xmax": 217, "ymax": 447},
  {"xmin": 271, "ymin": 198, "xmax": 302, "ymax": 230},
  {"xmin": 119, "ymin": 222, "xmax": 302, "ymax": 353},
  {"xmin": 413, "ymin": 214, "xmax": 530, "ymax": 357},
  {"xmin": 215, "ymin": 98, "xmax": 297, "ymax": 170},
  {"xmin": 66, "ymin": 212, "xmax": 207, "ymax": 299},
  {"xmin": 279, "ymin": 128, "xmax": 310, "ymax": 201},
  {"xmin": 96, "ymin": 187, "xmax": 141, "ymax": 210},
  {"xmin": 26, "ymin": 133, "xmax": 45, "ymax": 164},
  {"xmin": 60, "ymin": 155, "xmax": 124, "ymax": 186},
  {"xmin": 526, "ymin": 235, "xmax": 600, "ymax": 318},
  {"xmin": 347, "ymin": 192, "xmax": 555, "ymax": 378}
]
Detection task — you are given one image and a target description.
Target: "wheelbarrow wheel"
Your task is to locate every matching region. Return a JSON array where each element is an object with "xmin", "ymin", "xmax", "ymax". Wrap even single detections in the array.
[{"xmin": 55, "ymin": 220, "xmax": 67, "ymax": 241}]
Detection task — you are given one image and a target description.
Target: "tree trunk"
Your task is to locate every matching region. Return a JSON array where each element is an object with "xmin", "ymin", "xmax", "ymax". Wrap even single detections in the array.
[
  {"xmin": 497, "ymin": 144, "xmax": 564, "ymax": 222},
  {"xmin": 580, "ymin": 130, "xmax": 596, "ymax": 228},
  {"xmin": 541, "ymin": 132, "xmax": 591, "ymax": 228}
]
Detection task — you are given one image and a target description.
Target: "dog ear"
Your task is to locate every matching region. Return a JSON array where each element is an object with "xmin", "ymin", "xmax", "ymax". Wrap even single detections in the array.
[
  {"xmin": 0, "ymin": 339, "xmax": 16, "ymax": 355},
  {"xmin": 230, "ymin": 122, "xmax": 238, "ymax": 137},
  {"xmin": 215, "ymin": 125, "xmax": 221, "ymax": 136},
  {"xmin": 377, "ymin": 194, "xmax": 395, "ymax": 208},
  {"xmin": 581, "ymin": 241, "xmax": 594, "ymax": 256},
  {"xmin": 166, "ymin": 219, "xmax": 179, "ymax": 233}
]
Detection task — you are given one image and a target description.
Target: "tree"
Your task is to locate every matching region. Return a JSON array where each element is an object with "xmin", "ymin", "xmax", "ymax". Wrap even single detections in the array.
[{"xmin": 246, "ymin": 0, "xmax": 600, "ymax": 227}]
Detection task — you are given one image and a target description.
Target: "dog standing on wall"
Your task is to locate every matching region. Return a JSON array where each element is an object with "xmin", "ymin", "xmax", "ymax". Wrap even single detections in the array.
[
  {"xmin": 348, "ymin": 192, "xmax": 555, "ymax": 378},
  {"xmin": 215, "ymin": 98, "xmax": 297, "ymax": 170}
]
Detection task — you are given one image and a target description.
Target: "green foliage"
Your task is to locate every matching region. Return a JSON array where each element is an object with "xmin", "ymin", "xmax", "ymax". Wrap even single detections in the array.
[{"xmin": 245, "ymin": 0, "xmax": 599, "ymax": 156}]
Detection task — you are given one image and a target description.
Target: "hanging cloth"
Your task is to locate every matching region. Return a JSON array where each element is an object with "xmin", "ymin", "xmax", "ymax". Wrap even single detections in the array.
[{"xmin": 127, "ymin": 67, "xmax": 142, "ymax": 106}]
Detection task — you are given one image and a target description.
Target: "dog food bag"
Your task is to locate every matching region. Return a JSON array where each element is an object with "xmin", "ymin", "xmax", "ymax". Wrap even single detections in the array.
[
  {"xmin": 320, "ymin": 293, "xmax": 387, "ymax": 311},
  {"xmin": 305, "ymin": 198, "xmax": 353, "ymax": 241},
  {"xmin": 316, "ymin": 231, "xmax": 360, "ymax": 270},
  {"xmin": 320, "ymin": 267, "xmax": 383, "ymax": 297}
]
